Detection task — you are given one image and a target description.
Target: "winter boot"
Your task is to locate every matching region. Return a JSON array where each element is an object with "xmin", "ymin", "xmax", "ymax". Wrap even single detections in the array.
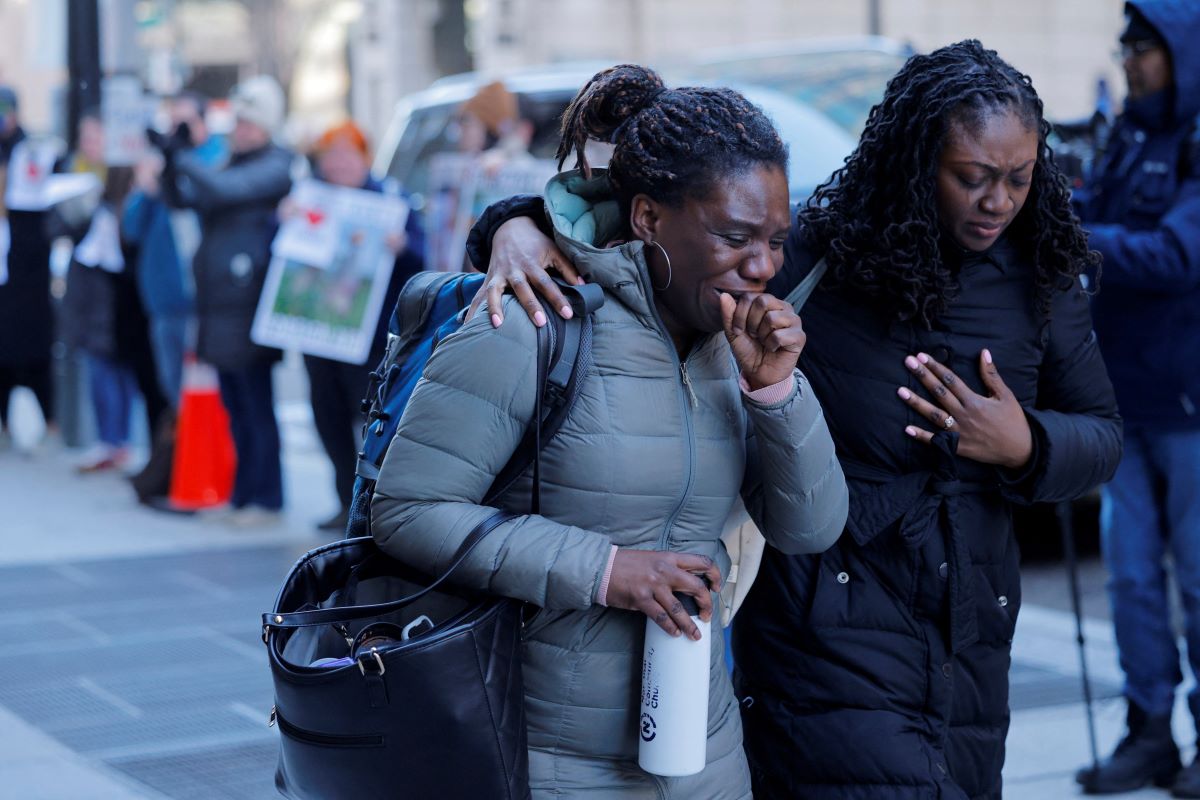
[
  {"xmin": 1075, "ymin": 701, "xmax": 1181, "ymax": 794},
  {"xmin": 1173, "ymin": 757, "xmax": 1200, "ymax": 799}
]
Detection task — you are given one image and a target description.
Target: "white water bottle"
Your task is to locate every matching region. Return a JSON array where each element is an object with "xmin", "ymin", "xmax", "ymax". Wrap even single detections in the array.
[{"xmin": 638, "ymin": 591, "xmax": 710, "ymax": 777}]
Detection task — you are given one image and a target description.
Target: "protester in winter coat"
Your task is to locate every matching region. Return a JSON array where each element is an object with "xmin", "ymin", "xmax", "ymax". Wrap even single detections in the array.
[
  {"xmin": 123, "ymin": 92, "xmax": 226, "ymax": 506},
  {"xmin": 371, "ymin": 65, "xmax": 848, "ymax": 798},
  {"xmin": 62, "ymin": 160, "xmax": 167, "ymax": 474},
  {"xmin": 467, "ymin": 41, "xmax": 1122, "ymax": 800},
  {"xmin": 0, "ymin": 84, "xmax": 58, "ymax": 444},
  {"xmin": 293, "ymin": 121, "xmax": 424, "ymax": 532},
  {"xmin": 124, "ymin": 91, "xmax": 225, "ymax": 410},
  {"xmin": 1073, "ymin": 1, "xmax": 1200, "ymax": 795},
  {"xmin": 165, "ymin": 76, "xmax": 293, "ymax": 525}
]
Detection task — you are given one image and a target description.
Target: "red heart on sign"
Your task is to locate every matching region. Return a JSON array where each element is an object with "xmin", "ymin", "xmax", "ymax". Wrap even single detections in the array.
[
  {"xmin": 26, "ymin": 162, "xmax": 40, "ymax": 179},
  {"xmin": 305, "ymin": 209, "xmax": 325, "ymax": 226}
]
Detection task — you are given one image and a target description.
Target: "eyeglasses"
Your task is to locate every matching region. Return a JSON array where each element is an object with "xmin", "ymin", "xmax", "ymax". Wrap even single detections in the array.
[{"xmin": 1117, "ymin": 39, "xmax": 1162, "ymax": 60}]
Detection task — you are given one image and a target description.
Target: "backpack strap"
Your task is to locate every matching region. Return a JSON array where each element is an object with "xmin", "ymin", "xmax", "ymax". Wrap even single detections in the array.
[
  {"xmin": 485, "ymin": 280, "xmax": 603, "ymax": 503},
  {"xmin": 784, "ymin": 257, "xmax": 827, "ymax": 311}
]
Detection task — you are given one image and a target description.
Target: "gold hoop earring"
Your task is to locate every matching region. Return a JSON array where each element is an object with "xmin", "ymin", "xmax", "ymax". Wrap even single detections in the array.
[{"xmin": 648, "ymin": 240, "xmax": 672, "ymax": 291}]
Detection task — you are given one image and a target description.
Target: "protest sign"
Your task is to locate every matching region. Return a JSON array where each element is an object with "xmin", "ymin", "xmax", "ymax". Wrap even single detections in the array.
[
  {"xmin": 424, "ymin": 153, "xmax": 556, "ymax": 272},
  {"xmin": 102, "ymin": 76, "xmax": 149, "ymax": 167},
  {"xmin": 252, "ymin": 180, "xmax": 409, "ymax": 364}
]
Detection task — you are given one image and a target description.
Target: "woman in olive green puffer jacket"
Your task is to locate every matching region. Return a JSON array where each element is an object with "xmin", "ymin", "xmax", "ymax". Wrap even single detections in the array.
[{"xmin": 371, "ymin": 65, "xmax": 847, "ymax": 798}]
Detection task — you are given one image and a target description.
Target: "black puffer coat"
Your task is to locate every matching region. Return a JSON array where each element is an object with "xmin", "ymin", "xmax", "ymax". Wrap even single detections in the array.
[
  {"xmin": 0, "ymin": 129, "xmax": 56, "ymax": 367},
  {"xmin": 732, "ymin": 232, "xmax": 1122, "ymax": 799}
]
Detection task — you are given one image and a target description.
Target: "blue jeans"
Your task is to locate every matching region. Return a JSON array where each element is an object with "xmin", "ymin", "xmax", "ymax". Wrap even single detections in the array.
[
  {"xmin": 217, "ymin": 363, "xmax": 283, "ymax": 511},
  {"xmin": 149, "ymin": 313, "xmax": 188, "ymax": 410},
  {"xmin": 1102, "ymin": 425, "xmax": 1200, "ymax": 719},
  {"xmin": 87, "ymin": 354, "xmax": 138, "ymax": 448}
]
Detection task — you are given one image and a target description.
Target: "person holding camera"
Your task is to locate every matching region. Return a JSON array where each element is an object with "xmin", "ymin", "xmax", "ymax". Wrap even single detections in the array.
[
  {"xmin": 158, "ymin": 76, "xmax": 293, "ymax": 525},
  {"xmin": 1074, "ymin": 1, "xmax": 1200, "ymax": 795},
  {"xmin": 122, "ymin": 92, "xmax": 227, "ymax": 505}
]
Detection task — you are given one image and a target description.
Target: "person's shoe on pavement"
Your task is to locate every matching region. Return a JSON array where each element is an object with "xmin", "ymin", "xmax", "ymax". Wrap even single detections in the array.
[
  {"xmin": 1076, "ymin": 700, "xmax": 1181, "ymax": 794},
  {"xmin": 1174, "ymin": 757, "xmax": 1200, "ymax": 798}
]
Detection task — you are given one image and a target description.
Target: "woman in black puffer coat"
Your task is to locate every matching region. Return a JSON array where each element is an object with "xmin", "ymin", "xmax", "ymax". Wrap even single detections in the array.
[
  {"xmin": 464, "ymin": 40, "xmax": 1122, "ymax": 800},
  {"xmin": 731, "ymin": 41, "xmax": 1120, "ymax": 800}
]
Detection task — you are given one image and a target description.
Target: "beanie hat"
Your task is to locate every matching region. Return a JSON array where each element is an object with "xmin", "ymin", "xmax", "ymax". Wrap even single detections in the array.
[
  {"xmin": 230, "ymin": 75, "xmax": 285, "ymax": 135},
  {"xmin": 315, "ymin": 120, "xmax": 370, "ymax": 158}
]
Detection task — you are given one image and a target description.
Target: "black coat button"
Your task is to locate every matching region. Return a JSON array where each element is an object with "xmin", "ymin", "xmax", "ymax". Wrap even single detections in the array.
[{"xmin": 932, "ymin": 345, "xmax": 952, "ymax": 363}]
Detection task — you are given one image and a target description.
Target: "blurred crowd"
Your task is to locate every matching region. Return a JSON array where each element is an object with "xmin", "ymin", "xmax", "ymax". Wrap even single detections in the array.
[{"xmin": 0, "ymin": 74, "xmax": 537, "ymax": 530}]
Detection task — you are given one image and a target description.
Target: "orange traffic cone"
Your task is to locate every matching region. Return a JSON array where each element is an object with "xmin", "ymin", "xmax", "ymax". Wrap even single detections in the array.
[{"xmin": 168, "ymin": 357, "xmax": 236, "ymax": 509}]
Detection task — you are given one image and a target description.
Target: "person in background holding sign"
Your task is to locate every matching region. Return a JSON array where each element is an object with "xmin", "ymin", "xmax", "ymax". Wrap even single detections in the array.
[
  {"xmin": 161, "ymin": 76, "xmax": 293, "ymax": 526},
  {"xmin": 124, "ymin": 91, "xmax": 227, "ymax": 506},
  {"xmin": 1073, "ymin": 1, "xmax": 1200, "ymax": 795},
  {"xmin": 0, "ymin": 84, "xmax": 60, "ymax": 451},
  {"xmin": 293, "ymin": 120, "xmax": 424, "ymax": 532}
]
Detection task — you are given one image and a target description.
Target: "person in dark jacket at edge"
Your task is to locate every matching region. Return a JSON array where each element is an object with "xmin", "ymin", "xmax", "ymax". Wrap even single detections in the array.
[
  {"xmin": 292, "ymin": 120, "xmax": 425, "ymax": 532},
  {"xmin": 0, "ymin": 84, "xmax": 59, "ymax": 448},
  {"xmin": 1073, "ymin": 2, "xmax": 1200, "ymax": 796},
  {"xmin": 163, "ymin": 76, "xmax": 293, "ymax": 527},
  {"xmin": 463, "ymin": 40, "xmax": 1123, "ymax": 800}
]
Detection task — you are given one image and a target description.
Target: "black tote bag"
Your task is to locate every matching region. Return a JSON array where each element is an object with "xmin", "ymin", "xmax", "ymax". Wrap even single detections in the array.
[{"xmin": 263, "ymin": 515, "xmax": 530, "ymax": 800}]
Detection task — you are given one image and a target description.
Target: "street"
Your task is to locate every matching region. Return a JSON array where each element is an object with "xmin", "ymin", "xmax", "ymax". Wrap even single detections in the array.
[{"xmin": 0, "ymin": 379, "xmax": 1188, "ymax": 799}]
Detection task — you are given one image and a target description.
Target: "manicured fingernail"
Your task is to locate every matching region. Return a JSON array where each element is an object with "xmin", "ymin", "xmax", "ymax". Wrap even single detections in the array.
[
  {"xmin": 917, "ymin": 352, "xmax": 930, "ymax": 364},
  {"xmin": 490, "ymin": 314, "xmax": 501, "ymax": 328},
  {"xmin": 898, "ymin": 387, "xmax": 911, "ymax": 400},
  {"xmin": 692, "ymin": 629, "xmax": 702, "ymax": 641},
  {"xmin": 905, "ymin": 426, "xmax": 918, "ymax": 437},
  {"xmin": 904, "ymin": 356, "xmax": 920, "ymax": 370},
  {"xmin": 559, "ymin": 305, "xmax": 573, "ymax": 319},
  {"xmin": 575, "ymin": 276, "xmax": 585, "ymax": 285},
  {"xmin": 534, "ymin": 311, "xmax": 547, "ymax": 327},
  {"xmin": 983, "ymin": 349, "xmax": 993, "ymax": 364}
]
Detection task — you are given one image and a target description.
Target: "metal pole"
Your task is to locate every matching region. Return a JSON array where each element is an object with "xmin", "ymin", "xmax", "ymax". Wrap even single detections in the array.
[
  {"xmin": 1059, "ymin": 500, "xmax": 1101, "ymax": 769},
  {"xmin": 867, "ymin": 0, "xmax": 882, "ymax": 37},
  {"xmin": 66, "ymin": 0, "xmax": 102, "ymax": 149}
]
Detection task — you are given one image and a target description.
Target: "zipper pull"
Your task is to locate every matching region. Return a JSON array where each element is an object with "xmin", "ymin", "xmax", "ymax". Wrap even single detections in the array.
[
  {"xmin": 268, "ymin": 706, "xmax": 277, "ymax": 727},
  {"xmin": 680, "ymin": 363, "xmax": 699, "ymax": 408}
]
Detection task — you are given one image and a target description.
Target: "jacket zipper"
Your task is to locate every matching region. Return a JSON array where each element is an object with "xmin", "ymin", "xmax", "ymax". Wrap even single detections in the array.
[{"xmin": 642, "ymin": 271, "xmax": 699, "ymax": 551}]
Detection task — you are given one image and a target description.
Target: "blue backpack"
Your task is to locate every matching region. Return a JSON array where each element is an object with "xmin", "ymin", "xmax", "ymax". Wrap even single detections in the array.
[{"xmin": 346, "ymin": 271, "xmax": 604, "ymax": 539}]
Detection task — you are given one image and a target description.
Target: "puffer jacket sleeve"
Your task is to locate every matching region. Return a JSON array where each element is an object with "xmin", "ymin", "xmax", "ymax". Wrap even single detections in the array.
[
  {"xmin": 740, "ymin": 369, "xmax": 848, "ymax": 555},
  {"xmin": 999, "ymin": 277, "xmax": 1123, "ymax": 504},
  {"xmin": 1085, "ymin": 140, "xmax": 1200, "ymax": 291},
  {"xmin": 370, "ymin": 297, "xmax": 614, "ymax": 610},
  {"xmin": 171, "ymin": 146, "xmax": 292, "ymax": 215}
]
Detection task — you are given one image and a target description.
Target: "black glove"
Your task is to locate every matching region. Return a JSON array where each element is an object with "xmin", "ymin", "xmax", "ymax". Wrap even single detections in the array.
[{"xmin": 146, "ymin": 121, "xmax": 193, "ymax": 156}]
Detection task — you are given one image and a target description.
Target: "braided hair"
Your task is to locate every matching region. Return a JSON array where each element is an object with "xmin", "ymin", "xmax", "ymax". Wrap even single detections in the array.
[
  {"xmin": 801, "ymin": 40, "xmax": 1098, "ymax": 327},
  {"xmin": 557, "ymin": 64, "xmax": 788, "ymax": 224}
]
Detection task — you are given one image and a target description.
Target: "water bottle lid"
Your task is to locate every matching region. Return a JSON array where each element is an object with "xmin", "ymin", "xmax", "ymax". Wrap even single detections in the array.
[{"xmin": 673, "ymin": 591, "xmax": 701, "ymax": 618}]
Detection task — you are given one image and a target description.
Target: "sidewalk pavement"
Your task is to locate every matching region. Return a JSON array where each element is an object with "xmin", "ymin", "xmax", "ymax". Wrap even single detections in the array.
[{"xmin": 0, "ymin": 391, "xmax": 1191, "ymax": 798}]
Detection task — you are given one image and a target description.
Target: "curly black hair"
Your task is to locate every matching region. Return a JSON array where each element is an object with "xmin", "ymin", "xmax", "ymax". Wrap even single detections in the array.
[
  {"xmin": 800, "ymin": 39, "xmax": 1098, "ymax": 326},
  {"xmin": 557, "ymin": 64, "xmax": 788, "ymax": 223}
]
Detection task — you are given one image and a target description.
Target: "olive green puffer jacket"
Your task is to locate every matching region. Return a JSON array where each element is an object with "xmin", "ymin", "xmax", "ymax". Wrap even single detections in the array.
[{"xmin": 372, "ymin": 170, "xmax": 848, "ymax": 798}]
